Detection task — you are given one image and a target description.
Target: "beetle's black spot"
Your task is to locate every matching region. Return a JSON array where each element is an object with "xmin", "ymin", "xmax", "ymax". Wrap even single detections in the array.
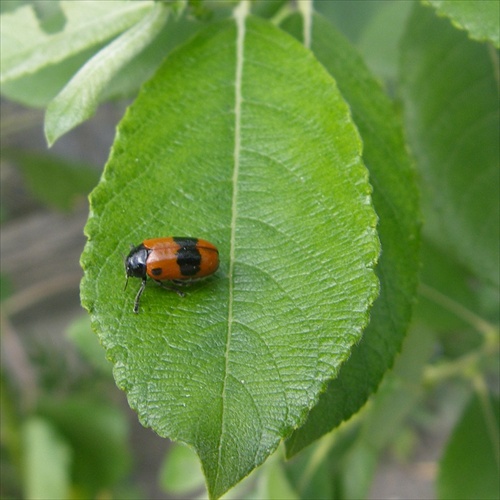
[
  {"xmin": 173, "ymin": 237, "xmax": 201, "ymax": 276},
  {"xmin": 173, "ymin": 237, "xmax": 198, "ymax": 247},
  {"xmin": 151, "ymin": 267, "xmax": 163, "ymax": 276}
]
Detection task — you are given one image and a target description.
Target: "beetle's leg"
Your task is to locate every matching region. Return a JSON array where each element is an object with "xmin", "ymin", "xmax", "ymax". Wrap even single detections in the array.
[
  {"xmin": 154, "ymin": 280, "xmax": 185, "ymax": 297},
  {"xmin": 133, "ymin": 278, "xmax": 147, "ymax": 314}
]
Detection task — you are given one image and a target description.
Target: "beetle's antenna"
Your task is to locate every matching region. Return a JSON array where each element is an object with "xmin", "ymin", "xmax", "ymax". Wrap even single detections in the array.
[{"xmin": 124, "ymin": 276, "xmax": 129, "ymax": 291}]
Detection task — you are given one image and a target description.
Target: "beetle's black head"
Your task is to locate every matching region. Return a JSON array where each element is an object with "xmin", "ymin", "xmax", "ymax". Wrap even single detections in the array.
[{"xmin": 125, "ymin": 244, "xmax": 149, "ymax": 279}]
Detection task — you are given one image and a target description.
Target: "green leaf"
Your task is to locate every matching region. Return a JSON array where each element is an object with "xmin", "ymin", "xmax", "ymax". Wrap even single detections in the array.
[
  {"xmin": 356, "ymin": 1, "xmax": 413, "ymax": 82},
  {"xmin": 81, "ymin": 11, "xmax": 379, "ymax": 499},
  {"xmin": 341, "ymin": 442, "xmax": 378, "ymax": 500},
  {"xmin": 258, "ymin": 455, "xmax": 300, "ymax": 500},
  {"xmin": 313, "ymin": 0, "xmax": 381, "ymax": 43},
  {"xmin": 0, "ymin": 0, "xmax": 154, "ymax": 83},
  {"xmin": 0, "ymin": 273, "xmax": 13, "ymax": 303},
  {"xmin": 284, "ymin": 422, "xmax": 360, "ymax": 499},
  {"xmin": 341, "ymin": 324, "xmax": 435, "ymax": 499},
  {"xmin": 400, "ymin": 3, "xmax": 499, "ymax": 287},
  {"xmin": 1, "ymin": 12, "xmax": 199, "ymax": 109},
  {"xmin": 159, "ymin": 443, "xmax": 205, "ymax": 495},
  {"xmin": 416, "ymin": 239, "xmax": 488, "ymax": 348},
  {"xmin": 0, "ymin": 45, "xmax": 103, "ymax": 108},
  {"xmin": 66, "ymin": 314, "xmax": 112, "ymax": 375},
  {"xmin": 5, "ymin": 150, "xmax": 99, "ymax": 211},
  {"xmin": 251, "ymin": 0, "xmax": 289, "ymax": 19},
  {"xmin": 22, "ymin": 417, "xmax": 72, "ymax": 500},
  {"xmin": 281, "ymin": 12, "xmax": 420, "ymax": 456},
  {"xmin": 438, "ymin": 392, "xmax": 500, "ymax": 500},
  {"xmin": 425, "ymin": 0, "xmax": 500, "ymax": 48},
  {"xmin": 45, "ymin": 2, "xmax": 170, "ymax": 145},
  {"xmin": 38, "ymin": 398, "xmax": 131, "ymax": 495},
  {"xmin": 102, "ymin": 13, "xmax": 202, "ymax": 102}
]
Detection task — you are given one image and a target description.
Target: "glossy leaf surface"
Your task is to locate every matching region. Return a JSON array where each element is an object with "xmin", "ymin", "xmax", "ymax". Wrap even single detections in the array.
[
  {"xmin": 81, "ymin": 13, "xmax": 379, "ymax": 498},
  {"xmin": 281, "ymin": 12, "xmax": 420, "ymax": 456}
]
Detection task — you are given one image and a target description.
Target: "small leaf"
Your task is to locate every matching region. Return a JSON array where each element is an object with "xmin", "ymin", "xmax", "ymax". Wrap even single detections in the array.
[
  {"xmin": 0, "ymin": 45, "xmax": 102, "ymax": 108},
  {"xmin": 0, "ymin": 0, "xmax": 154, "ymax": 83},
  {"xmin": 81, "ymin": 12, "xmax": 379, "ymax": 499},
  {"xmin": 45, "ymin": 2, "xmax": 169, "ymax": 145},
  {"xmin": 22, "ymin": 417, "xmax": 72, "ymax": 500},
  {"xmin": 1, "ymin": 13, "xmax": 198, "ymax": 109},
  {"xmin": 401, "ymin": 3, "xmax": 499, "ymax": 287},
  {"xmin": 425, "ymin": 0, "xmax": 500, "ymax": 48},
  {"xmin": 438, "ymin": 392, "xmax": 500, "ymax": 500},
  {"xmin": 281, "ymin": 11, "xmax": 420, "ymax": 456}
]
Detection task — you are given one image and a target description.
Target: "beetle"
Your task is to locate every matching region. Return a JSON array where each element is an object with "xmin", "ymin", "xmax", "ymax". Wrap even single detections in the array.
[{"xmin": 125, "ymin": 237, "xmax": 219, "ymax": 313}]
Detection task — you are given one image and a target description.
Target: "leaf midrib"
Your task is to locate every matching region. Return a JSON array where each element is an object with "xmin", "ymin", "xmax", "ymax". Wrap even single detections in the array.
[{"xmin": 214, "ymin": 0, "xmax": 248, "ymax": 491}]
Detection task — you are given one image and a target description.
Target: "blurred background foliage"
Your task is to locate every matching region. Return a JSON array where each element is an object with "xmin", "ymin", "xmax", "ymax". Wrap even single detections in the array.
[{"xmin": 1, "ymin": 1, "xmax": 498, "ymax": 499}]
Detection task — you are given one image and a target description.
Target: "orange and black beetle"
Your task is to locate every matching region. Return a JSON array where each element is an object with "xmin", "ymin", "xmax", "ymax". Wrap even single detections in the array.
[{"xmin": 125, "ymin": 237, "xmax": 219, "ymax": 313}]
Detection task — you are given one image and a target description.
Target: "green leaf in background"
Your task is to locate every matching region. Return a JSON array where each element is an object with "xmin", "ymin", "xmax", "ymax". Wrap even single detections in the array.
[
  {"xmin": 313, "ymin": 0, "xmax": 381, "ymax": 43},
  {"xmin": 0, "ymin": 44, "xmax": 104, "ymax": 108},
  {"xmin": 258, "ymin": 455, "xmax": 300, "ymax": 500},
  {"xmin": 5, "ymin": 151, "xmax": 99, "ymax": 211},
  {"xmin": 0, "ymin": 0, "xmax": 154, "ymax": 83},
  {"xmin": 159, "ymin": 443, "xmax": 205, "ymax": 495},
  {"xmin": 66, "ymin": 314, "xmax": 112, "ymax": 375},
  {"xmin": 400, "ymin": 3, "xmax": 499, "ymax": 288},
  {"xmin": 251, "ymin": 0, "xmax": 289, "ymax": 20},
  {"xmin": 415, "ymin": 239, "xmax": 495, "ymax": 361},
  {"xmin": 102, "ymin": 13, "xmax": 202, "ymax": 102},
  {"xmin": 45, "ymin": 2, "xmax": 170, "ymax": 145},
  {"xmin": 437, "ymin": 392, "xmax": 500, "ymax": 500},
  {"xmin": 38, "ymin": 398, "xmax": 131, "ymax": 496},
  {"xmin": 356, "ymin": 1, "xmax": 413, "ymax": 83},
  {"xmin": 281, "ymin": 11, "xmax": 420, "ymax": 456},
  {"xmin": 340, "ymin": 325, "xmax": 435, "ymax": 499},
  {"xmin": 22, "ymin": 417, "xmax": 72, "ymax": 500},
  {"xmin": 284, "ymin": 327, "xmax": 434, "ymax": 500},
  {"xmin": 284, "ymin": 419, "xmax": 361, "ymax": 500},
  {"xmin": 425, "ymin": 0, "xmax": 500, "ymax": 48},
  {"xmin": 81, "ymin": 9, "xmax": 379, "ymax": 498},
  {"xmin": 0, "ymin": 273, "xmax": 13, "ymax": 303},
  {"xmin": 1, "ymin": 11, "xmax": 200, "ymax": 109}
]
